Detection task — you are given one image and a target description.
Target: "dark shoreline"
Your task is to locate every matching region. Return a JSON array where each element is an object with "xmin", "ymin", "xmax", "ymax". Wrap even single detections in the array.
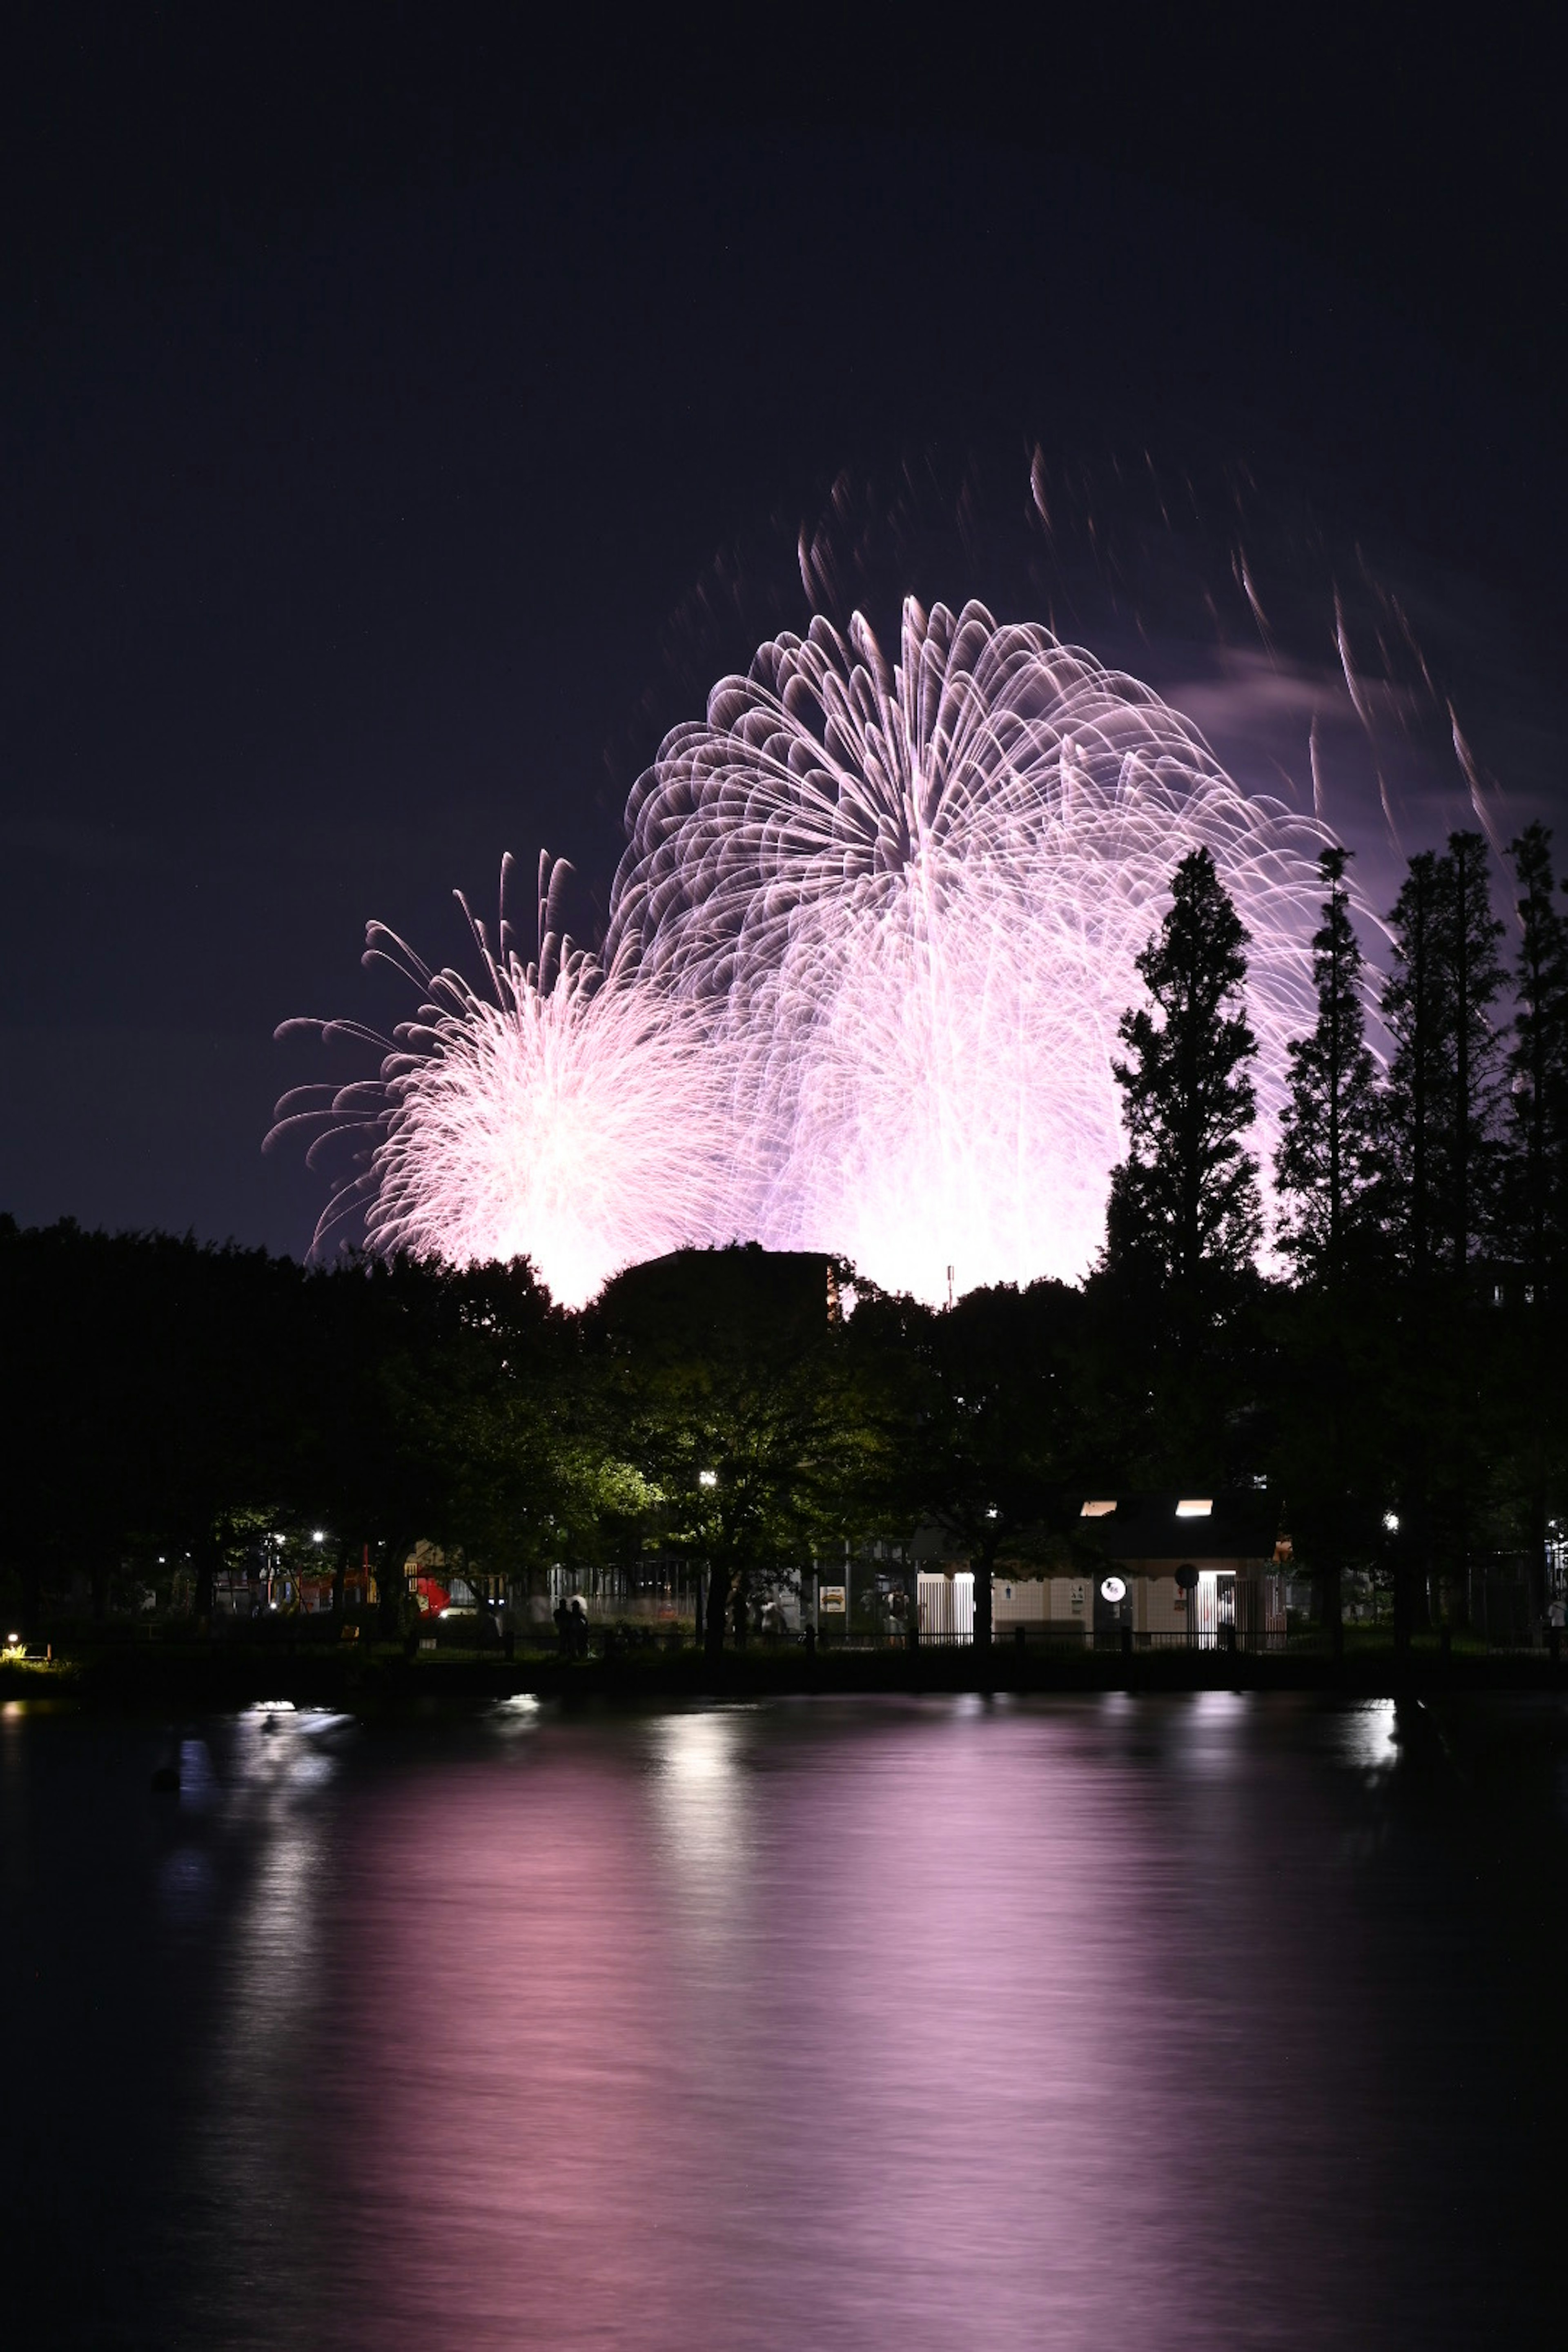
[{"xmin": 6, "ymin": 1640, "xmax": 1567, "ymax": 1713}]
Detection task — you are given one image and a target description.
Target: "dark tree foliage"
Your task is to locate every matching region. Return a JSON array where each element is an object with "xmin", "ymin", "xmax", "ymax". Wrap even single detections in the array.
[
  {"xmin": 1495, "ymin": 824, "xmax": 1568, "ymax": 1622},
  {"xmin": 1503, "ymin": 823, "xmax": 1568, "ymax": 1295},
  {"xmin": 1380, "ymin": 850, "xmax": 1441, "ymax": 1283},
  {"xmin": 1264, "ymin": 848, "xmax": 1389, "ymax": 1642},
  {"xmin": 894, "ymin": 1280, "xmax": 1087, "ymax": 1654},
  {"xmin": 1103, "ymin": 847, "xmax": 1263, "ymax": 1301},
  {"xmin": 1274, "ymin": 845, "xmax": 1385, "ymax": 1282},
  {"xmin": 589, "ymin": 1247, "xmax": 899, "ymax": 1658},
  {"xmin": 1440, "ymin": 831, "xmax": 1510, "ymax": 1275},
  {"xmin": 1378, "ymin": 833, "xmax": 1511, "ymax": 1641},
  {"xmin": 1382, "ymin": 831, "xmax": 1508, "ymax": 1280},
  {"xmin": 0, "ymin": 1218, "xmax": 571, "ymax": 1639},
  {"xmin": 0, "ymin": 1222, "xmax": 304, "ymax": 1632}
]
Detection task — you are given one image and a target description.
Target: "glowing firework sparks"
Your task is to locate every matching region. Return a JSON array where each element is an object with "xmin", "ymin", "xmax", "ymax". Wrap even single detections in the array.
[
  {"xmin": 615, "ymin": 600, "xmax": 1337, "ymax": 1298},
  {"xmin": 276, "ymin": 602, "xmax": 1356, "ymax": 1305},
  {"xmin": 268, "ymin": 855, "xmax": 737, "ymax": 1310}
]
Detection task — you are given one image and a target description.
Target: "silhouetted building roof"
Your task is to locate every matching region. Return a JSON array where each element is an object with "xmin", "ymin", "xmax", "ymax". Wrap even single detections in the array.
[{"xmin": 594, "ymin": 1244, "xmax": 835, "ymax": 1354}]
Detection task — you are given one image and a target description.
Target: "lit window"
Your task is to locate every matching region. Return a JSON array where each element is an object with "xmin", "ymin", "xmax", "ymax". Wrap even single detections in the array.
[
  {"xmin": 1175, "ymin": 1499, "xmax": 1212, "ymax": 1518},
  {"xmin": 1080, "ymin": 1499, "xmax": 1117, "ymax": 1518}
]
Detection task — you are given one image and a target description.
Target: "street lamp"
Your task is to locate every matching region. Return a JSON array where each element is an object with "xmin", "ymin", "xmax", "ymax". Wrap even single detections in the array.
[
  {"xmin": 1383, "ymin": 1511, "xmax": 1400, "ymax": 1533},
  {"xmin": 699, "ymin": 1469, "xmax": 718, "ymax": 1488}
]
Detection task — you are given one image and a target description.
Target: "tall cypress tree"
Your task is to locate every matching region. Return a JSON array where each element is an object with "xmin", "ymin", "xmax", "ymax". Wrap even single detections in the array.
[
  {"xmin": 1504, "ymin": 822, "xmax": 1568, "ymax": 1296},
  {"xmin": 1272, "ymin": 845, "xmax": 1385, "ymax": 1649},
  {"xmin": 1274, "ymin": 844, "xmax": 1384, "ymax": 1282},
  {"xmin": 1381, "ymin": 831, "xmax": 1508, "ymax": 1640},
  {"xmin": 1104, "ymin": 847, "xmax": 1262, "ymax": 1298},
  {"xmin": 1382, "ymin": 832, "xmax": 1506, "ymax": 1279},
  {"xmin": 1439, "ymin": 830, "xmax": 1508, "ymax": 1276},
  {"xmin": 1503, "ymin": 823, "xmax": 1568, "ymax": 1625},
  {"xmin": 1381, "ymin": 850, "xmax": 1442, "ymax": 1283}
]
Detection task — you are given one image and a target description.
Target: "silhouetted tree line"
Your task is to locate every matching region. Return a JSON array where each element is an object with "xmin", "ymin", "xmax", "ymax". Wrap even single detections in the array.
[
  {"xmin": 1096, "ymin": 826, "xmax": 1568, "ymax": 1646},
  {"xmin": 4, "ymin": 824, "xmax": 1564, "ymax": 1652}
]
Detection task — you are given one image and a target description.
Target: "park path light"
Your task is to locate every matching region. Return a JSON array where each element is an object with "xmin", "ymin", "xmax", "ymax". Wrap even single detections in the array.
[
  {"xmin": 699, "ymin": 1469, "xmax": 718, "ymax": 1488},
  {"xmin": 312, "ymin": 1530, "xmax": 325, "ymax": 1544},
  {"xmin": 1383, "ymin": 1510, "xmax": 1401, "ymax": 1532}
]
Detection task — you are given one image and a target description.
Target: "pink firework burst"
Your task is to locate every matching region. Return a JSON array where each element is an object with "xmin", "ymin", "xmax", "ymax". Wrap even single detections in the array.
[
  {"xmin": 277, "ymin": 603, "xmax": 1371, "ymax": 1304},
  {"xmin": 268, "ymin": 854, "xmax": 737, "ymax": 1309}
]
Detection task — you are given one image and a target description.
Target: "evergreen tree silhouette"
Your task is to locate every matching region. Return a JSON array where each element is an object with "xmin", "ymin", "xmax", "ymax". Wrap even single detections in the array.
[
  {"xmin": 1104, "ymin": 846, "xmax": 1262, "ymax": 1300},
  {"xmin": 1381, "ymin": 850, "xmax": 1442, "ymax": 1283},
  {"xmin": 1502, "ymin": 822, "xmax": 1568, "ymax": 1626},
  {"xmin": 1382, "ymin": 832, "xmax": 1507, "ymax": 1280},
  {"xmin": 1381, "ymin": 831, "xmax": 1508, "ymax": 1645},
  {"xmin": 1504, "ymin": 822, "xmax": 1568, "ymax": 1297},
  {"xmin": 1274, "ymin": 844, "xmax": 1385, "ymax": 1283}
]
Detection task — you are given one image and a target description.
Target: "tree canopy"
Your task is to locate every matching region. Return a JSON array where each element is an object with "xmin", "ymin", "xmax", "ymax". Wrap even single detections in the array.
[{"xmin": 1103, "ymin": 846, "xmax": 1263, "ymax": 1303}]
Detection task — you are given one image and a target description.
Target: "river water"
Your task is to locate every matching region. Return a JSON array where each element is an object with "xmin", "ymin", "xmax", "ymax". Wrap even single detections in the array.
[{"xmin": 2, "ymin": 1692, "xmax": 1565, "ymax": 2349}]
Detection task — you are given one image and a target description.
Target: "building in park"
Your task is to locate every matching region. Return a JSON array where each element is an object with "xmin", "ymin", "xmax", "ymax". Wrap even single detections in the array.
[{"xmin": 916, "ymin": 1490, "xmax": 1288, "ymax": 1645}]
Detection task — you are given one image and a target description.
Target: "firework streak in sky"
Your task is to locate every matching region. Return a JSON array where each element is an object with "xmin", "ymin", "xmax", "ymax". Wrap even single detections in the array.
[{"xmin": 273, "ymin": 601, "xmax": 1345, "ymax": 1307}]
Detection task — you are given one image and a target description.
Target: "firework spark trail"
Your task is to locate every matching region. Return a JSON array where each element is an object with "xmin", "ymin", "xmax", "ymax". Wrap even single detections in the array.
[{"xmin": 276, "ymin": 602, "xmax": 1356, "ymax": 1306}]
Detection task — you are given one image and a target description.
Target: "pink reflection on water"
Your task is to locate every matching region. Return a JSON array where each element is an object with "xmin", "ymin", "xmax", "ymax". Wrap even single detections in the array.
[
  {"xmin": 325, "ymin": 1748, "xmax": 707, "ymax": 2349},
  {"xmin": 283, "ymin": 1700, "xmax": 1384, "ymax": 2351}
]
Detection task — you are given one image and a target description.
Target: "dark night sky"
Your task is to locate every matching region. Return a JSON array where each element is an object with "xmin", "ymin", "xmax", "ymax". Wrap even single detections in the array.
[{"xmin": 2, "ymin": 8, "xmax": 1563, "ymax": 1255}]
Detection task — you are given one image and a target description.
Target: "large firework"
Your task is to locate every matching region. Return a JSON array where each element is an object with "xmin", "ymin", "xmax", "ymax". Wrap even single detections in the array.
[{"xmin": 274, "ymin": 601, "xmax": 1345, "ymax": 1305}]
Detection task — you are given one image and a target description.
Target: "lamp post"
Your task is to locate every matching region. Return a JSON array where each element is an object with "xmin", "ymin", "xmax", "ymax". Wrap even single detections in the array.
[{"xmin": 698, "ymin": 1470, "xmax": 717, "ymax": 1648}]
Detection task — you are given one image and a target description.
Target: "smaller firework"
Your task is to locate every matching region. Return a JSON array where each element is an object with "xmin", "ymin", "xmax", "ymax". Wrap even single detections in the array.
[{"xmin": 267, "ymin": 855, "xmax": 737, "ymax": 1309}]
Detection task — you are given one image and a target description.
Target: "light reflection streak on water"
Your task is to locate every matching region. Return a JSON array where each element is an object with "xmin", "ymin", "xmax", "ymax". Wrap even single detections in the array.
[
  {"xmin": 169, "ymin": 1703, "xmax": 350, "ymax": 2323},
  {"xmin": 646, "ymin": 1706, "xmax": 755, "ymax": 1958},
  {"xmin": 211, "ymin": 1713, "xmax": 332, "ymax": 2081},
  {"xmin": 1341, "ymin": 1696, "xmax": 1400, "ymax": 1772}
]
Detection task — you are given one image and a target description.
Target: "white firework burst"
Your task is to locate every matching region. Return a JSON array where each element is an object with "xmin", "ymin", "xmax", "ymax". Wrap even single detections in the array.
[
  {"xmin": 615, "ymin": 599, "xmax": 1341, "ymax": 1298},
  {"xmin": 280, "ymin": 603, "xmax": 1359, "ymax": 1305}
]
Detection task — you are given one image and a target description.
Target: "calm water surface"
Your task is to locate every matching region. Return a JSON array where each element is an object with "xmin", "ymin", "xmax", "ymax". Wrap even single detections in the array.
[{"xmin": 3, "ymin": 1692, "xmax": 1565, "ymax": 2349}]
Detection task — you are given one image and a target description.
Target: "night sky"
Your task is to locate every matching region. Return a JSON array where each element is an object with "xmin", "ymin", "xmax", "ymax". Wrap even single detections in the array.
[{"xmin": 4, "ymin": 12, "xmax": 1563, "ymax": 1255}]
